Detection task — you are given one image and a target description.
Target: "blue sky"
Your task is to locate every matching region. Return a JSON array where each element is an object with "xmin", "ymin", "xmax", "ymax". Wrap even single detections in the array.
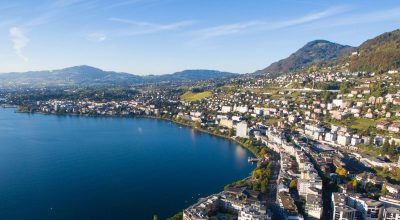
[{"xmin": 1, "ymin": 0, "xmax": 400, "ymax": 74}]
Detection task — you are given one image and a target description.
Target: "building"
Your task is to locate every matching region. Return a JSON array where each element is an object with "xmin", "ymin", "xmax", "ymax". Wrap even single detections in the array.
[
  {"xmin": 332, "ymin": 193, "xmax": 356, "ymax": 220},
  {"xmin": 337, "ymin": 134, "xmax": 351, "ymax": 146},
  {"xmin": 239, "ymin": 204, "xmax": 271, "ymax": 220},
  {"xmin": 219, "ymin": 119, "xmax": 233, "ymax": 129},
  {"xmin": 278, "ymin": 192, "xmax": 304, "ymax": 220},
  {"xmin": 221, "ymin": 106, "xmax": 232, "ymax": 113},
  {"xmin": 347, "ymin": 195, "xmax": 384, "ymax": 220},
  {"xmin": 236, "ymin": 121, "xmax": 248, "ymax": 138},
  {"xmin": 305, "ymin": 194, "xmax": 323, "ymax": 219},
  {"xmin": 184, "ymin": 188, "xmax": 270, "ymax": 220},
  {"xmin": 325, "ymin": 132, "xmax": 338, "ymax": 142},
  {"xmin": 383, "ymin": 207, "xmax": 400, "ymax": 220}
]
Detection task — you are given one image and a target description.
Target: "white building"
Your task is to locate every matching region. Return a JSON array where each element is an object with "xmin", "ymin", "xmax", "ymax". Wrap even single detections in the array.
[
  {"xmin": 221, "ymin": 106, "xmax": 232, "ymax": 113},
  {"xmin": 332, "ymin": 193, "xmax": 357, "ymax": 220},
  {"xmin": 235, "ymin": 105, "xmax": 249, "ymax": 113},
  {"xmin": 238, "ymin": 205, "xmax": 271, "ymax": 220},
  {"xmin": 347, "ymin": 195, "xmax": 384, "ymax": 220},
  {"xmin": 383, "ymin": 207, "xmax": 400, "ymax": 220},
  {"xmin": 337, "ymin": 134, "xmax": 351, "ymax": 146},
  {"xmin": 305, "ymin": 194, "xmax": 322, "ymax": 219},
  {"xmin": 325, "ymin": 132, "xmax": 338, "ymax": 142},
  {"xmin": 236, "ymin": 121, "xmax": 248, "ymax": 138}
]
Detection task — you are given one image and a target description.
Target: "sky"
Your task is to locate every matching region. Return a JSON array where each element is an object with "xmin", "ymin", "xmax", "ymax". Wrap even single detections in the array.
[{"xmin": 0, "ymin": 0, "xmax": 400, "ymax": 75}]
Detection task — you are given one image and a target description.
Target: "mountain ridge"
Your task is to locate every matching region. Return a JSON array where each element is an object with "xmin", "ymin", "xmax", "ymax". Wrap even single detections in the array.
[
  {"xmin": 255, "ymin": 29, "xmax": 400, "ymax": 77},
  {"xmin": 0, "ymin": 66, "xmax": 237, "ymax": 88},
  {"xmin": 255, "ymin": 40, "xmax": 355, "ymax": 77}
]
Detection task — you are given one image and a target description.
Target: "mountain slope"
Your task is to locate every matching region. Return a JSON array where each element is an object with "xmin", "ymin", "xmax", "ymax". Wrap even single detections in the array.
[
  {"xmin": 349, "ymin": 29, "xmax": 400, "ymax": 73},
  {"xmin": 0, "ymin": 65, "xmax": 143, "ymax": 87},
  {"xmin": 256, "ymin": 40, "xmax": 355, "ymax": 76},
  {"xmin": 144, "ymin": 70, "xmax": 237, "ymax": 82},
  {"xmin": 0, "ymin": 66, "xmax": 237, "ymax": 88}
]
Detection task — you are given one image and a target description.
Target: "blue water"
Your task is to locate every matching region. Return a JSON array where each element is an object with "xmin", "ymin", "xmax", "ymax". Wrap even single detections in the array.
[{"xmin": 0, "ymin": 108, "xmax": 254, "ymax": 220}]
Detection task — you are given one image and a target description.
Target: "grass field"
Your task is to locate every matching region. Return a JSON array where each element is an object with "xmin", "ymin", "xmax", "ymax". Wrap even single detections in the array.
[
  {"xmin": 180, "ymin": 91, "xmax": 212, "ymax": 102},
  {"xmin": 350, "ymin": 118, "xmax": 388, "ymax": 131},
  {"xmin": 351, "ymin": 118, "xmax": 378, "ymax": 130}
]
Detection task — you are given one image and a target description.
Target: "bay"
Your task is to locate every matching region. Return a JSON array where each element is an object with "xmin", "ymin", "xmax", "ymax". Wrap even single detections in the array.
[{"xmin": 0, "ymin": 108, "xmax": 254, "ymax": 220}]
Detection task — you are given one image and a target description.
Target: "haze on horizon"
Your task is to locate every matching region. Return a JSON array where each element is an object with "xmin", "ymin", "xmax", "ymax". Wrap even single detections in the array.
[{"xmin": 1, "ymin": 0, "xmax": 400, "ymax": 75}]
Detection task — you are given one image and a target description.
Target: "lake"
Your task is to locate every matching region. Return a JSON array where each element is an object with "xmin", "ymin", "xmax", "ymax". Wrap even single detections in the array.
[{"xmin": 0, "ymin": 108, "xmax": 254, "ymax": 220}]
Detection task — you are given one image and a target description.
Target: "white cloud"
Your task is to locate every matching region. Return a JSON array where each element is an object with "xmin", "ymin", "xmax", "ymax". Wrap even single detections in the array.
[
  {"xmin": 9, "ymin": 27, "xmax": 29, "ymax": 62},
  {"xmin": 87, "ymin": 32, "xmax": 107, "ymax": 42},
  {"xmin": 195, "ymin": 6, "xmax": 347, "ymax": 39},
  {"xmin": 109, "ymin": 17, "xmax": 196, "ymax": 36},
  {"xmin": 313, "ymin": 7, "xmax": 400, "ymax": 28}
]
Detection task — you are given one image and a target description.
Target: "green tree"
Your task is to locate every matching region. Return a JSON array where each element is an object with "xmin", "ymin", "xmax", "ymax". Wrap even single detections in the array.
[
  {"xmin": 260, "ymin": 180, "xmax": 268, "ymax": 193},
  {"xmin": 228, "ymin": 128, "xmax": 234, "ymax": 137},
  {"xmin": 340, "ymin": 82, "xmax": 351, "ymax": 94},
  {"xmin": 382, "ymin": 138, "xmax": 390, "ymax": 155},
  {"xmin": 166, "ymin": 212, "xmax": 184, "ymax": 220},
  {"xmin": 351, "ymin": 179, "xmax": 358, "ymax": 191},
  {"xmin": 252, "ymin": 169, "xmax": 262, "ymax": 180},
  {"xmin": 260, "ymin": 148, "xmax": 267, "ymax": 157},
  {"xmin": 381, "ymin": 184, "xmax": 388, "ymax": 195}
]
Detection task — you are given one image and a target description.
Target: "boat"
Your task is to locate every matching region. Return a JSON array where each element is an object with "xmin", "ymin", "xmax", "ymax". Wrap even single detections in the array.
[{"xmin": 248, "ymin": 157, "xmax": 259, "ymax": 163}]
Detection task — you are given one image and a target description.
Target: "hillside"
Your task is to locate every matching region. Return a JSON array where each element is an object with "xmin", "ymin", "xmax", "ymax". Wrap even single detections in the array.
[
  {"xmin": 0, "ymin": 66, "xmax": 237, "ymax": 88},
  {"xmin": 144, "ymin": 70, "xmax": 236, "ymax": 82},
  {"xmin": 256, "ymin": 40, "xmax": 354, "ymax": 77},
  {"xmin": 349, "ymin": 29, "xmax": 400, "ymax": 73}
]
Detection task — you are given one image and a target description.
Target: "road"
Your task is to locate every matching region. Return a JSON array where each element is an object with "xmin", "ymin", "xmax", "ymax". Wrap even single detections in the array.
[{"xmin": 264, "ymin": 151, "xmax": 283, "ymax": 220}]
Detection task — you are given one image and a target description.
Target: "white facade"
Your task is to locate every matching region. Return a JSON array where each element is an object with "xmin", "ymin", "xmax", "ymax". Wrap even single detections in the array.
[
  {"xmin": 221, "ymin": 106, "xmax": 232, "ymax": 113},
  {"xmin": 236, "ymin": 121, "xmax": 248, "ymax": 138},
  {"xmin": 337, "ymin": 134, "xmax": 351, "ymax": 146},
  {"xmin": 325, "ymin": 132, "xmax": 338, "ymax": 142}
]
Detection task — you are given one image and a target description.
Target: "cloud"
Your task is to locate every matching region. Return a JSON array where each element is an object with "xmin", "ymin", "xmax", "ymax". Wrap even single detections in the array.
[
  {"xmin": 195, "ymin": 6, "xmax": 347, "ymax": 39},
  {"xmin": 24, "ymin": 0, "xmax": 85, "ymax": 28},
  {"xmin": 109, "ymin": 17, "xmax": 196, "ymax": 36},
  {"xmin": 9, "ymin": 27, "xmax": 29, "ymax": 62},
  {"xmin": 87, "ymin": 32, "xmax": 107, "ymax": 42},
  {"xmin": 313, "ymin": 7, "xmax": 400, "ymax": 28}
]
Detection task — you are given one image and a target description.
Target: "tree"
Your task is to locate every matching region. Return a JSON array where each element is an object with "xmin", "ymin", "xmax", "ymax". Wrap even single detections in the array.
[
  {"xmin": 336, "ymin": 167, "xmax": 348, "ymax": 177},
  {"xmin": 228, "ymin": 128, "xmax": 234, "ymax": 137},
  {"xmin": 369, "ymin": 136, "xmax": 375, "ymax": 146},
  {"xmin": 365, "ymin": 182, "xmax": 374, "ymax": 192},
  {"xmin": 382, "ymin": 166, "xmax": 390, "ymax": 175},
  {"xmin": 260, "ymin": 180, "xmax": 268, "ymax": 193},
  {"xmin": 351, "ymin": 179, "xmax": 358, "ymax": 191},
  {"xmin": 289, "ymin": 179, "xmax": 297, "ymax": 189},
  {"xmin": 322, "ymin": 91, "xmax": 334, "ymax": 103},
  {"xmin": 193, "ymin": 121, "xmax": 201, "ymax": 128},
  {"xmin": 260, "ymin": 148, "xmax": 267, "ymax": 157},
  {"xmin": 252, "ymin": 169, "xmax": 262, "ymax": 180},
  {"xmin": 381, "ymin": 184, "xmax": 388, "ymax": 195},
  {"xmin": 340, "ymin": 82, "xmax": 351, "ymax": 94},
  {"xmin": 252, "ymin": 182, "xmax": 260, "ymax": 191}
]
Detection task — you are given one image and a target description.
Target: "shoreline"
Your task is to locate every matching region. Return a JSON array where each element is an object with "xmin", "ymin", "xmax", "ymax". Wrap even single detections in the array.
[
  {"xmin": 13, "ymin": 109, "xmax": 260, "ymax": 219},
  {"xmin": 15, "ymin": 109, "xmax": 259, "ymax": 159}
]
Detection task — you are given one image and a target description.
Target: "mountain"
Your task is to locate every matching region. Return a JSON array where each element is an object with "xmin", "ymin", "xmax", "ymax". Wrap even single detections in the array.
[
  {"xmin": 255, "ymin": 40, "xmax": 355, "ymax": 77},
  {"xmin": 144, "ymin": 70, "xmax": 237, "ymax": 82},
  {"xmin": 349, "ymin": 29, "xmax": 400, "ymax": 73},
  {"xmin": 0, "ymin": 66, "xmax": 237, "ymax": 88},
  {"xmin": 0, "ymin": 65, "xmax": 143, "ymax": 87}
]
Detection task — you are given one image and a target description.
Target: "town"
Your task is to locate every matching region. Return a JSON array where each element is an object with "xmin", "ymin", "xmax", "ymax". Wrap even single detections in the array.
[{"xmin": 2, "ymin": 65, "xmax": 400, "ymax": 220}]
